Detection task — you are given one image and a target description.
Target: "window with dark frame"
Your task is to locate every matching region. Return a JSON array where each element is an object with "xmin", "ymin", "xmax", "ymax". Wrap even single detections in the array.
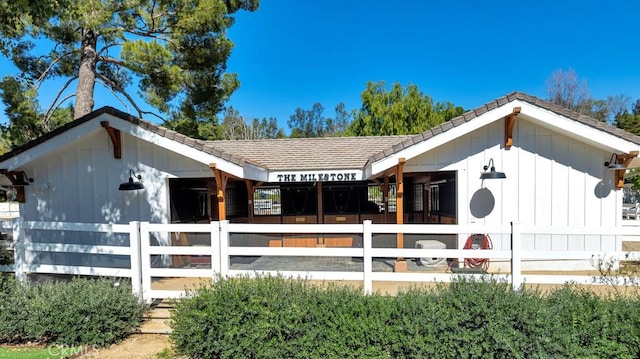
[
  {"xmin": 225, "ymin": 181, "xmax": 248, "ymax": 218},
  {"xmin": 430, "ymin": 185, "xmax": 440, "ymax": 213},
  {"xmin": 253, "ymin": 186, "xmax": 282, "ymax": 216}
]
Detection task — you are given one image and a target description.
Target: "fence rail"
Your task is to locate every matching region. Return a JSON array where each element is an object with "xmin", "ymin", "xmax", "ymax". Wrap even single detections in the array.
[{"xmin": 0, "ymin": 219, "xmax": 639, "ymax": 302}]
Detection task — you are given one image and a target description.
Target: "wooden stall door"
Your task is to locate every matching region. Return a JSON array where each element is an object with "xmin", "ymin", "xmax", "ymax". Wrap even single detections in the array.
[{"xmin": 282, "ymin": 215, "xmax": 319, "ymax": 247}]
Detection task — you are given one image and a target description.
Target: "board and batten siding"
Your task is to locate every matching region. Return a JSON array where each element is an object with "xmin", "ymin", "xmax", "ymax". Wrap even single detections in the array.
[
  {"xmin": 406, "ymin": 117, "xmax": 622, "ymax": 270},
  {"xmin": 19, "ymin": 128, "xmax": 211, "ymax": 268}
]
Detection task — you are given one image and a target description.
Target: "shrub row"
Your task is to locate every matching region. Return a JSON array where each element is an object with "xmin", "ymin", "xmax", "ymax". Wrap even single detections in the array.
[
  {"xmin": 170, "ymin": 275, "xmax": 640, "ymax": 359},
  {"xmin": 0, "ymin": 275, "xmax": 148, "ymax": 347}
]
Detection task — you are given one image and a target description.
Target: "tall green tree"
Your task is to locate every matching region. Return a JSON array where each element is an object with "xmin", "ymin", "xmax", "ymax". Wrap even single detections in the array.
[
  {"xmin": 220, "ymin": 106, "xmax": 284, "ymax": 140},
  {"xmin": 0, "ymin": 76, "xmax": 73, "ymax": 149},
  {"xmin": 288, "ymin": 102, "xmax": 350, "ymax": 138},
  {"xmin": 0, "ymin": 0, "xmax": 258, "ymax": 140},
  {"xmin": 250, "ymin": 117, "xmax": 284, "ymax": 139},
  {"xmin": 348, "ymin": 81, "xmax": 463, "ymax": 136},
  {"xmin": 615, "ymin": 99, "xmax": 640, "ymax": 135}
]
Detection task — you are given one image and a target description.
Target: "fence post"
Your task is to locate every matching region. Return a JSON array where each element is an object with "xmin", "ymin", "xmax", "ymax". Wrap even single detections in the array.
[
  {"xmin": 511, "ymin": 222, "xmax": 522, "ymax": 290},
  {"xmin": 129, "ymin": 221, "xmax": 142, "ymax": 299},
  {"xmin": 139, "ymin": 222, "xmax": 152, "ymax": 303},
  {"xmin": 363, "ymin": 220, "xmax": 373, "ymax": 295},
  {"xmin": 219, "ymin": 220, "xmax": 229, "ymax": 278},
  {"xmin": 12, "ymin": 217, "xmax": 26, "ymax": 282},
  {"xmin": 210, "ymin": 221, "xmax": 221, "ymax": 280}
]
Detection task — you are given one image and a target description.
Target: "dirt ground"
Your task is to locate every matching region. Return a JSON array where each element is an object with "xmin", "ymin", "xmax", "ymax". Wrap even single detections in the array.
[{"xmin": 76, "ymin": 335, "xmax": 172, "ymax": 359}]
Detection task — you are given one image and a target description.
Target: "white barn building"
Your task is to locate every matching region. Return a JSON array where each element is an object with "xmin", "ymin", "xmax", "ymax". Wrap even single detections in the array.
[{"xmin": 0, "ymin": 91, "xmax": 638, "ymax": 274}]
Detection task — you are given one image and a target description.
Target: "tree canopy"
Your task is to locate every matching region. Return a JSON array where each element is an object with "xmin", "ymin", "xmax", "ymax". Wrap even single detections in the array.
[
  {"xmin": 0, "ymin": 0, "xmax": 258, "ymax": 141},
  {"xmin": 615, "ymin": 99, "xmax": 640, "ymax": 135},
  {"xmin": 287, "ymin": 102, "xmax": 350, "ymax": 138},
  {"xmin": 0, "ymin": 76, "xmax": 73, "ymax": 148},
  {"xmin": 221, "ymin": 106, "xmax": 284, "ymax": 140},
  {"xmin": 348, "ymin": 81, "xmax": 463, "ymax": 136},
  {"xmin": 546, "ymin": 68, "xmax": 629, "ymax": 123}
]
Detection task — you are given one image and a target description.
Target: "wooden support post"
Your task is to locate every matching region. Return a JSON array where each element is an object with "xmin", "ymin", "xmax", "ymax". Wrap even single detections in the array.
[
  {"xmin": 316, "ymin": 182, "xmax": 324, "ymax": 246},
  {"xmin": 504, "ymin": 107, "xmax": 521, "ymax": 149},
  {"xmin": 14, "ymin": 187, "xmax": 25, "ymax": 204},
  {"xmin": 614, "ymin": 169, "xmax": 625, "ymax": 190},
  {"xmin": 100, "ymin": 121, "xmax": 122, "ymax": 159},
  {"xmin": 210, "ymin": 164, "xmax": 229, "ymax": 221},
  {"xmin": 245, "ymin": 180, "xmax": 256, "ymax": 222},
  {"xmin": 394, "ymin": 158, "xmax": 406, "ymax": 272}
]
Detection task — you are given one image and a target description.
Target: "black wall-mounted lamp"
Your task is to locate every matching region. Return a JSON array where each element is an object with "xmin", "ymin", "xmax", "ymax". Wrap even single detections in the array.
[
  {"xmin": 119, "ymin": 169, "xmax": 144, "ymax": 191},
  {"xmin": 604, "ymin": 153, "xmax": 626, "ymax": 170},
  {"xmin": 480, "ymin": 158, "xmax": 506, "ymax": 180}
]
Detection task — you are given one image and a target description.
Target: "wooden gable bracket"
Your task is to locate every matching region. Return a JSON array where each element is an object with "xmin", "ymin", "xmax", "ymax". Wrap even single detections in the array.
[
  {"xmin": 210, "ymin": 163, "xmax": 230, "ymax": 221},
  {"xmin": 613, "ymin": 151, "xmax": 639, "ymax": 189},
  {"xmin": 100, "ymin": 121, "xmax": 122, "ymax": 159},
  {"xmin": 504, "ymin": 107, "xmax": 521, "ymax": 149},
  {"xmin": 0, "ymin": 169, "xmax": 32, "ymax": 203}
]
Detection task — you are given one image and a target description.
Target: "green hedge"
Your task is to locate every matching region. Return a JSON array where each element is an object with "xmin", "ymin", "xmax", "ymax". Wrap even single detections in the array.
[
  {"xmin": 170, "ymin": 275, "xmax": 640, "ymax": 359},
  {"xmin": 0, "ymin": 275, "xmax": 148, "ymax": 347}
]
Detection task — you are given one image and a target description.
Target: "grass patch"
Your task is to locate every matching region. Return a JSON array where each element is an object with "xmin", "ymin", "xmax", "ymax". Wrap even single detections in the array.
[{"xmin": 0, "ymin": 345, "xmax": 86, "ymax": 358}]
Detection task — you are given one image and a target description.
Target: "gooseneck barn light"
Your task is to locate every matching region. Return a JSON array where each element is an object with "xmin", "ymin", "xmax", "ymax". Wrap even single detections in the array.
[
  {"xmin": 480, "ymin": 158, "xmax": 506, "ymax": 180},
  {"xmin": 604, "ymin": 153, "xmax": 626, "ymax": 170},
  {"xmin": 119, "ymin": 169, "xmax": 144, "ymax": 191}
]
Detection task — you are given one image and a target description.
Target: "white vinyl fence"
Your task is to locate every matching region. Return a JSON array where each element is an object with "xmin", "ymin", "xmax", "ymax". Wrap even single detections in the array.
[{"xmin": 1, "ymin": 219, "xmax": 639, "ymax": 302}]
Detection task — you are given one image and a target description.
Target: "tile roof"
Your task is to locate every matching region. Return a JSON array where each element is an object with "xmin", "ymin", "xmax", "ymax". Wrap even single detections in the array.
[
  {"xmin": 366, "ymin": 91, "xmax": 640, "ymax": 163},
  {"xmin": 1, "ymin": 92, "xmax": 639, "ymax": 172},
  {"xmin": 204, "ymin": 136, "xmax": 412, "ymax": 170}
]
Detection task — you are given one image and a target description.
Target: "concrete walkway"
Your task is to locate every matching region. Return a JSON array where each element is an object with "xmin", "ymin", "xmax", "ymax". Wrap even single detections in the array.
[{"xmin": 229, "ymin": 255, "xmax": 448, "ymax": 272}]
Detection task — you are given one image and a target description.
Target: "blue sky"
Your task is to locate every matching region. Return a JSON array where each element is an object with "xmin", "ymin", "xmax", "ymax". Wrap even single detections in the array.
[
  {"xmin": 0, "ymin": 1, "xmax": 638, "ymax": 131},
  {"xmin": 224, "ymin": 0, "xmax": 640, "ymax": 128}
]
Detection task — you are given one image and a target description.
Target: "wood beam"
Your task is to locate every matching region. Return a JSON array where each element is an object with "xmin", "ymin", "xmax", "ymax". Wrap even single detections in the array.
[
  {"xmin": 395, "ymin": 158, "xmax": 406, "ymax": 263},
  {"xmin": 504, "ymin": 107, "xmax": 521, "ymax": 149},
  {"xmin": 317, "ymin": 181, "xmax": 324, "ymax": 246},
  {"xmin": 614, "ymin": 151, "xmax": 639, "ymax": 189},
  {"xmin": 245, "ymin": 180, "xmax": 257, "ymax": 223},
  {"xmin": 210, "ymin": 164, "xmax": 229, "ymax": 221},
  {"xmin": 100, "ymin": 121, "xmax": 122, "ymax": 159},
  {"xmin": 316, "ymin": 181, "xmax": 323, "ymax": 225}
]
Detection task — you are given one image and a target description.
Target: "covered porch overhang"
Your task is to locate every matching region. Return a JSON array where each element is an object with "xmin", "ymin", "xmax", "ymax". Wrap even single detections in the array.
[{"xmin": 200, "ymin": 159, "xmax": 456, "ymax": 272}]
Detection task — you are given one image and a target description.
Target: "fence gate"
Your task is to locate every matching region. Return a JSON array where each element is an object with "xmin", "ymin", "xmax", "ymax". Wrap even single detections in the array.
[{"xmin": 138, "ymin": 221, "xmax": 221, "ymax": 302}]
